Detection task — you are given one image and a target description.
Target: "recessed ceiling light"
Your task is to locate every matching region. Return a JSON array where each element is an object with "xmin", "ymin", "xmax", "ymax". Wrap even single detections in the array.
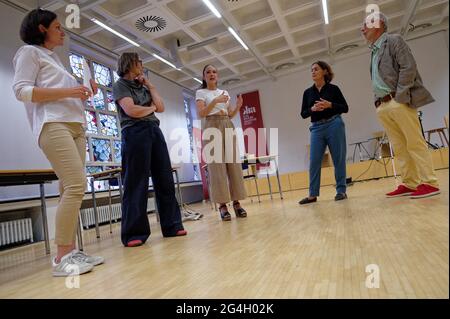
[
  {"xmin": 275, "ymin": 62, "xmax": 296, "ymax": 70},
  {"xmin": 409, "ymin": 23, "xmax": 432, "ymax": 32},
  {"xmin": 222, "ymin": 78, "xmax": 240, "ymax": 85},
  {"xmin": 335, "ymin": 44, "xmax": 359, "ymax": 54}
]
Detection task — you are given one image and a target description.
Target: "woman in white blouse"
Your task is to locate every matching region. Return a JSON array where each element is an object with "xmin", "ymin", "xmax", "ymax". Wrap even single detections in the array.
[
  {"xmin": 12, "ymin": 9, "xmax": 104, "ymax": 277},
  {"xmin": 196, "ymin": 65, "xmax": 248, "ymax": 221}
]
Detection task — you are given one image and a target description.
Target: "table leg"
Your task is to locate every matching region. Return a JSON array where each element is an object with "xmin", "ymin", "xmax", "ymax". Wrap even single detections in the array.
[
  {"xmin": 274, "ymin": 158, "xmax": 283, "ymax": 199},
  {"xmin": 118, "ymin": 174, "xmax": 123, "ymax": 202},
  {"xmin": 39, "ymin": 183, "xmax": 50, "ymax": 255},
  {"xmin": 174, "ymin": 170, "xmax": 182, "ymax": 207},
  {"xmin": 77, "ymin": 214, "xmax": 83, "ymax": 251},
  {"xmin": 358, "ymin": 144, "xmax": 363, "ymax": 162},
  {"xmin": 90, "ymin": 178, "xmax": 100, "ymax": 239},
  {"xmin": 443, "ymin": 131, "xmax": 449, "ymax": 148},
  {"xmin": 266, "ymin": 169, "xmax": 273, "ymax": 200},
  {"xmin": 352, "ymin": 144, "xmax": 357, "ymax": 163},
  {"xmin": 108, "ymin": 179, "xmax": 112, "ymax": 234}
]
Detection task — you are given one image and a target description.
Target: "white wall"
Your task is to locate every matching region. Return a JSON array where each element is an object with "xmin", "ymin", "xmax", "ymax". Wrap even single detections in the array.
[{"xmin": 229, "ymin": 31, "xmax": 449, "ymax": 174}]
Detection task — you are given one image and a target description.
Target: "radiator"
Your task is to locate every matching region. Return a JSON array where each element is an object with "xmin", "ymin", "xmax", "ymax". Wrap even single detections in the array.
[
  {"xmin": 0, "ymin": 218, "xmax": 34, "ymax": 247},
  {"xmin": 80, "ymin": 198, "xmax": 156, "ymax": 229},
  {"xmin": 80, "ymin": 203, "xmax": 122, "ymax": 229}
]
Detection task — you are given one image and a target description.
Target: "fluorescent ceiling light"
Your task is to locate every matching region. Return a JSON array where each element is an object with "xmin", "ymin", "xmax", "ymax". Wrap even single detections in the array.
[
  {"xmin": 193, "ymin": 78, "xmax": 203, "ymax": 84},
  {"xmin": 202, "ymin": 0, "xmax": 221, "ymax": 19},
  {"xmin": 91, "ymin": 18, "xmax": 140, "ymax": 47},
  {"xmin": 228, "ymin": 27, "xmax": 249, "ymax": 50},
  {"xmin": 152, "ymin": 53, "xmax": 180, "ymax": 70},
  {"xmin": 321, "ymin": 0, "xmax": 329, "ymax": 25}
]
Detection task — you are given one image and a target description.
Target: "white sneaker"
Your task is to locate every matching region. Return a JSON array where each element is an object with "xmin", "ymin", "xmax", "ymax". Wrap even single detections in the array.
[
  {"xmin": 52, "ymin": 251, "xmax": 94, "ymax": 277},
  {"xmin": 72, "ymin": 250, "xmax": 105, "ymax": 266},
  {"xmin": 182, "ymin": 211, "xmax": 203, "ymax": 221}
]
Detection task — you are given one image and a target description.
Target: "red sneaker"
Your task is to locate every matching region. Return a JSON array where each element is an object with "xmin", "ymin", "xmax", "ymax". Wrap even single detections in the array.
[
  {"xmin": 386, "ymin": 185, "xmax": 416, "ymax": 198},
  {"xmin": 410, "ymin": 184, "xmax": 440, "ymax": 199}
]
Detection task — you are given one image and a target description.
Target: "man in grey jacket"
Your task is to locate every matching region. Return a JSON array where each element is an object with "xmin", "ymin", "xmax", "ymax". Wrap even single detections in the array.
[{"xmin": 361, "ymin": 12, "xmax": 440, "ymax": 199}]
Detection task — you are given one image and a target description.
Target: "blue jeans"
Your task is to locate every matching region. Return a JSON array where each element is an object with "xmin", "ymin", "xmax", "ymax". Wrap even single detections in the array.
[
  {"xmin": 309, "ymin": 115, "xmax": 347, "ymax": 197},
  {"xmin": 120, "ymin": 121, "xmax": 184, "ymax": 246}
]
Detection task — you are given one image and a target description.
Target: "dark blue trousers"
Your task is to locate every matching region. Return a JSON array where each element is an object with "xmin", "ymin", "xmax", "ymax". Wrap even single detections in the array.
[
  {"xmin": 309, "ymin": 115, "xmax": 347, "ymax": 197},
  {"xmin": 120, "ymin": 121, "xmax": 183, "ymax": 246}
]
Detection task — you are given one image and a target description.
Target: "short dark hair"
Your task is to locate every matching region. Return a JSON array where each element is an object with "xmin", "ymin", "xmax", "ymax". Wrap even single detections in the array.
[
  {"xmin": 20, "ymin": 8, "xmax": 57, "ymax": 45},
  {"xmin": 312, "ymin": 61, "xmax": 334, "ymax": 83},
  {"xmin": 117, "ymin": 52, "xmax": 140, "ymax": 77},
  {"xmin": 200, "ymin": 64, "xmax": 216, "ymax": 89}
]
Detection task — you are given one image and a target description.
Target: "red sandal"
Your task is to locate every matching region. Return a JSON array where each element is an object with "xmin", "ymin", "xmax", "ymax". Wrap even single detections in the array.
[{"xmin": 126, "ymin": 239, "xmax": 143, "ymax": 247}]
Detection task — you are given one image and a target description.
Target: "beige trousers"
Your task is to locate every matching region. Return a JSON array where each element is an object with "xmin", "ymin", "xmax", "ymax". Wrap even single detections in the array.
[
  {"xmin": 203, "ymin": 115, "xmax": 247, "ymax": 204},
  {"xmin": 39, "ymin": 122, "xmax": 86, "ymax": 245},
  {"xmin": 376, "ymin": 99, "xmax": 439, "ymax": 189}
]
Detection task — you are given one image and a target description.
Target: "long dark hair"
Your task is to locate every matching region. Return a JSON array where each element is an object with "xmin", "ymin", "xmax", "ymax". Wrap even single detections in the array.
[
  {"xmin": 20, "ymin": 8, "xmax": 57, "ymax": 45},
  {"xmin": 312, "ymin": 61, "xmax": 334, "ymax": 83},
  {"xmin": 200, "ymin": 64, "xmax": 217, "ymax": 89}
]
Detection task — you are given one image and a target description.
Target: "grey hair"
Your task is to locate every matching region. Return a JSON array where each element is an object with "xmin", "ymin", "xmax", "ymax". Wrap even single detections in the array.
[{"xmin": 365, "ymin": 11, "xmax": 388, "ymax": 31}]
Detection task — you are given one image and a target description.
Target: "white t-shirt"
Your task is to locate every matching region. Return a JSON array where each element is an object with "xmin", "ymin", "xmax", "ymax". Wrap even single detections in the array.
[
  {"xmin": 12, "ymin": 45, "xmax": 86, "ymax": 143},
  {"xmin": 195, "ymin": 88, "xmax": 230, "ymax": 116}
]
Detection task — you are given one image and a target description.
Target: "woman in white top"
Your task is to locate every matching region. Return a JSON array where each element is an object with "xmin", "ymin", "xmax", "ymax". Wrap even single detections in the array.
[
  {"xmin": 12, "ymin": 9, "xmax": 104, "ymax": 277},
  {"xmin": 196, "ymin": 65, "xmax": 248, "ymax": 221}
]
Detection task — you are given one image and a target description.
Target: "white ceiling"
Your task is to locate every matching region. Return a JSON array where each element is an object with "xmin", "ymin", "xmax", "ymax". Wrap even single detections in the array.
[{"xmin": 8, "ymin": 0, "xmax": 450, "ymax": 91}]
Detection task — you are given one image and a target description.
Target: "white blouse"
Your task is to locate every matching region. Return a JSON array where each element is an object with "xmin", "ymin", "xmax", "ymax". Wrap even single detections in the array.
[
  {"xmin": 12, "ymin": 45, "xmax": 86, "ymax": 143},
  {"xmin": 195, "ymin": 88, "xmax": 230, "ymax": 116}
]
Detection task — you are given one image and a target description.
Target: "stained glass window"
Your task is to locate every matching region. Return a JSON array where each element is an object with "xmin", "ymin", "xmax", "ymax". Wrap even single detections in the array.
[
  {"xmin": 86, "ymin": 166, "xmax": 102, "ymax": 175},
  {"xmin": 93, "ymin": 62, "xmax": 112, "ymax": 87},
  {"xmin": 85, "ymin": 110, "xmax": 98, "ymax": 134},
  {"xmin": 184, "ymin": 97, "xmax": 200, "ymax": 181},
  {"xmin": 113, "ymin": 71, "xmax": 120, "ymax": 83},
  {"xmin": 78, "ymin": 53, "xmax": 122, "ymax": 192},
  {"xmin": 113, "ymin": 141, "xmax": 122, "ymax": 163},
  {"xmin": 86, "ymin": 166, "xmax": 106, "ymax": 192},
  {"xmin": 92, "ymin": 138, "xmax": 112, "ymax": 162},
  {"xmin": 85, "ymin": 141, "xmax": 90, "ymax": 162},
  {"xmin": 69, "ymin": 53, "xmax": 84, "ymax": 79},
  {"xmin": 99, "ymin": 114, "xmax": 119, "ymax": 137},
  {"xmin": 91, "ymin": 89, "xmax": 105, "ymax": 110},
  {"xmin": 106, "ymin": 91, "xmax": 117, "ymax": 112}
]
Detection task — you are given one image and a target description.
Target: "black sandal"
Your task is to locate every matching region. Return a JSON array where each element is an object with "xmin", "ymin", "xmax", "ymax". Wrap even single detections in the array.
[
  {"xmin": 233, "ymin": 202, "xmax": 247, "ymax": 218},
  {"xmin": 219, "ymin": 204, "xmax": 231, "ymax": 221}
]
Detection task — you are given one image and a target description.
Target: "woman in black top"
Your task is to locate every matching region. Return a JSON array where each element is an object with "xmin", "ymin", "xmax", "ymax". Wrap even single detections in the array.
[{"xmin": 299, "ymin": 61, "xmax": 349, "ymax": 204}]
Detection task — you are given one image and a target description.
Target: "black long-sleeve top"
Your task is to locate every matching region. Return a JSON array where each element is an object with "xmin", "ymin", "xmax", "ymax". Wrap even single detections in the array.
[{"xmin": 300, "ymin": 82, "xmax": 349, "ymax": 122}]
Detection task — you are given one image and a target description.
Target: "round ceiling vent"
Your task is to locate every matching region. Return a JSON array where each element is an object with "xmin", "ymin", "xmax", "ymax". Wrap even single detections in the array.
[
  {"xmin": 335, "ymin": 44, "xmax": 359, "ymax": 54},
  {"xmin": 275, "ymin": 62, "xmax": 296, "ymax": 70},
  {"xmin": 222, "ymin": 78, "xmax": 240, "ymax": 85},
  {"xmin": 135, "ymin": 16, "xmax": 167, "ymax": 33},
  {"xmin": 409, "ymin": 23, "xmax": 432, "ymax": 32}
]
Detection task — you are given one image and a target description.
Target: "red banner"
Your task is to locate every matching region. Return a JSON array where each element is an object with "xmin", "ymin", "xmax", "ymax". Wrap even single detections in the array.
[{"xmin": 239, "ymin": 90, "xmax": 268, "ymax": 166}]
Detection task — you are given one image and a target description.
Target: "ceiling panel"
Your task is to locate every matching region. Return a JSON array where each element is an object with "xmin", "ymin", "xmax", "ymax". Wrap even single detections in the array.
[{"xmin": 7, "ymin": 0, "xmax": 447, "ymax": 91}]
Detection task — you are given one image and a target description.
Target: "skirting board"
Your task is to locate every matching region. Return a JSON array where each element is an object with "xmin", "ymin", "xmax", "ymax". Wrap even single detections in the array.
[{"xmin": 244, "ymin": 147, "xmax": 449, "ymax": 194}]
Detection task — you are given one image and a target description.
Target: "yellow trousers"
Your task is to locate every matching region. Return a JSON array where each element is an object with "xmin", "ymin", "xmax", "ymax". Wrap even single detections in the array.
[{"xmin": 376, "ymin": 99, "xmax": 439, "ymax": 189}]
